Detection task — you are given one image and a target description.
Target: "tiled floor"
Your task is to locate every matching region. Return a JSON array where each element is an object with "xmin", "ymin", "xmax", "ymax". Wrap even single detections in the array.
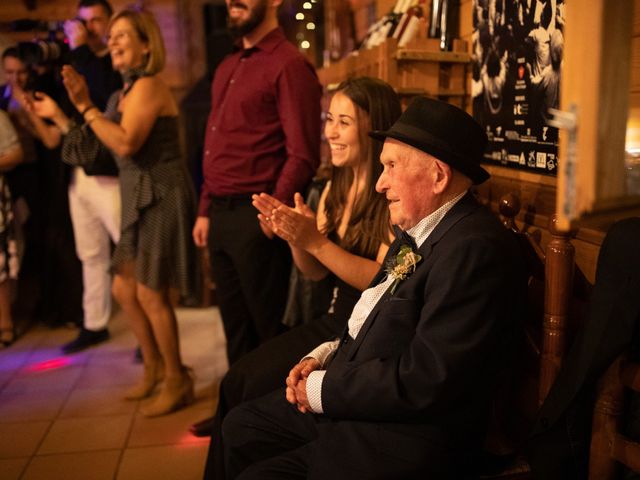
[{"xmin": 0, "ymin": 306, "xmax": 228, "ymax": 480}]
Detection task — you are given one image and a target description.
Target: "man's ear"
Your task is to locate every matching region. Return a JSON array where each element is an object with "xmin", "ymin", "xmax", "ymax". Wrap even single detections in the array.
[
  {"xmin": 271, "ymin": 0, "xmax": 284, "ymax": 8},
  {"xmin": 432, "ymin": 159, "xmax": 451, "ymax": 194}
]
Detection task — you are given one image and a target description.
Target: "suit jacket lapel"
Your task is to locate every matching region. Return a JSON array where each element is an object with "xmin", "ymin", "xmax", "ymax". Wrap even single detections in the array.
[{"xmin": 345, "ymin": 192, "xmax": 481, "ymax": 361}]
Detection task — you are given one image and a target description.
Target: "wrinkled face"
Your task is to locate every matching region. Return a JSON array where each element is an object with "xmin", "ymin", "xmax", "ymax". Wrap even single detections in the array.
[
  {"xmin": 324, "ymin": 92, "xmax": 363, "ymax": 169},
  {"xmin": 376, "ymin": 139, "xmax": 438, "ymax": 230},
  {"xmin": 77, "ymin": 5, "xmax": 111, "ymax": 50},
  {"xmin": 107, "ymin": 18, "xmax": 149, "ymax": 72},
  {"xmin": 225, "ymin": 0, "xmax": 268, "ymax": 37},
  {"xmin": 2, "ymin": 56, "xmax": 29, "ymax": 90}
]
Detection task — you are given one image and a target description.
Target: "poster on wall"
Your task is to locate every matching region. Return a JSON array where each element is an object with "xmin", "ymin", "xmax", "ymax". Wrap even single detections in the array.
[{"xmin": 471, "ymin": 0, "xmax": 565, "ymax": 175}]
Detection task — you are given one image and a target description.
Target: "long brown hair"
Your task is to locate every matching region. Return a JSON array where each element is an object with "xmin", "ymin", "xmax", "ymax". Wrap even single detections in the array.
[{"xmin": 323, "ymin": 77, "xmax": 401, "ymax": 259}]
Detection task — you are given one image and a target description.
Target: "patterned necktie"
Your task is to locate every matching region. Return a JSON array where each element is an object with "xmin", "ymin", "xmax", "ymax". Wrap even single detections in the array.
[{"xmin": 393, "ymin": 225, "xmax": 417, "ymax": 252}]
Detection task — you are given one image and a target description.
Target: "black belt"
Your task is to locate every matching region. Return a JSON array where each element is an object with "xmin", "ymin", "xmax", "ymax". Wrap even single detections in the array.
[{"xmin": 209, "ymin": 194, "xmax": 254, "ymax": 209}]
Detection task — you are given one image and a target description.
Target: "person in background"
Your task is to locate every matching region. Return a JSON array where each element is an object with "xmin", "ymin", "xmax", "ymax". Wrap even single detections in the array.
[
  {"xmin": 191, "ymin": 0, "xmax": 322, "ymax": 370},
  {"xmin": 0, "ymin": 110, "xmax": 23, "ymax": 347},
  {"xmin": 199, "ymin": 77, "xmax": 400, "ymax": 479},
  {"xmin": 55, "ymin": 0, "xmax": 123, "ymax": 354},
  {"xmin": 20, "ymin": 0, "xmax": 123, "ymax": 352},
  {"xmin": 30, "ymin": 8, "xmax": 198, "ymax": 417},
  {"xmin": 1, "ymin": 46, "xmax": 81, "ymax": 333},
  {"xmin": 1, "ymin": 48, "xmax": 38, "ymax": 161},
  {"xmin": 1, "ymin": 47, "xmax": 31, "ymax": 108}
]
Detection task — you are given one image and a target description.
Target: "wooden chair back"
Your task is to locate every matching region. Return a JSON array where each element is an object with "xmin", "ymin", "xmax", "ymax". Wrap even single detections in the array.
[
  {"xmin": 480, "ymin": 193, "xmax": 577, "ymax": 479},
  {"xmin": 499, "ymin": 192, "xmax": 576, "ymax": 404},
  {"xmin": 590, "ymin": 355, "xmax": 640, "ymax": 478},
  {"xmin": 587, "ymin": 218, "xmax": 640, "ymax": 479}
]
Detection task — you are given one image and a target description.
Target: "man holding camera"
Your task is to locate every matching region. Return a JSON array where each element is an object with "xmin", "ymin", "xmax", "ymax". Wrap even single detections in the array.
[{"xmin": 58, "ymin": 0, "xmax": 122, "ymax": 354}]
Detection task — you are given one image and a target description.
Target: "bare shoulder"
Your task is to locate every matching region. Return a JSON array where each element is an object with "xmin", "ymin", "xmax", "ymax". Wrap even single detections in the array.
[
  {"xmin": 129, "ymin": 76, "xmax": 177, "ymax": 114},
  {"xmin": 131, "ymin": 75, "xmax": 165, "ymax": 93}
]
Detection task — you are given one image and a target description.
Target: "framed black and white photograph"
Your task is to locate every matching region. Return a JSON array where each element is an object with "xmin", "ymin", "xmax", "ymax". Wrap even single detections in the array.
[{"xmin": 472, "ymin": 0, "xmax": 564, "ymax": 175}]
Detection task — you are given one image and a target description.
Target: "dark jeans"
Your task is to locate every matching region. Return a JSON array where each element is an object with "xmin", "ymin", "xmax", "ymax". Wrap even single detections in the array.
[{"xmin": 207, "ymin": 198, "xmax": 291, "ymax": 364}]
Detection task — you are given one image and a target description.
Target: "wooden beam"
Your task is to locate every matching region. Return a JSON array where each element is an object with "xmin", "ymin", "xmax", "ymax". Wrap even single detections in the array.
[{"xmin": 556, "ymin": 0, "xmax": 634, "ymax": 229}]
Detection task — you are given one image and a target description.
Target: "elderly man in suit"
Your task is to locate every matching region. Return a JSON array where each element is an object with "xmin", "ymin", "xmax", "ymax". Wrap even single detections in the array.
[{"xmin": 221, "ymin": 97, "xmax": 528, "ymax": 480}]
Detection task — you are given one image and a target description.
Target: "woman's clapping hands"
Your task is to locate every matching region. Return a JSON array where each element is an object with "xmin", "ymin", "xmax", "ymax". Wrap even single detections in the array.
[
  {"xmin": 252, "ymin": 192, "xmax": 325, "ymax": 252},
  {"xmin": 61, "ymin": 65, "xmax": 92, "ymax": 112},
  {"xmin": 22, "ymin": 91, "xmax": 61, "ymax": 120}
]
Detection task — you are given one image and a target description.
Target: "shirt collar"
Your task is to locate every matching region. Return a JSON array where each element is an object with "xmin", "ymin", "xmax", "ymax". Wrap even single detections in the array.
[
  {"xmin": 3, "ymin": 84, "xmax": 12, "ymax": 100},
  {"xmin": 237, "ymin": 27, "xmax": 285, "ymax": 55},
  {"xmin": 406, "ymin": 190, "xmax": 467, "ymax": 249}
]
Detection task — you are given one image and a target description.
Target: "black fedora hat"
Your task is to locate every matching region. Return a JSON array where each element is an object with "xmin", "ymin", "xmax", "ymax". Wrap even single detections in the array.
[{"xmin": 370, "ymin": 96, "xmax": 489, "ymax": 184}]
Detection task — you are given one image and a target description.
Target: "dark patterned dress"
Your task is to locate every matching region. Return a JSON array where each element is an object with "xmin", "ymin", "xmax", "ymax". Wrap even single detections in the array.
[
  {"xmin": 0, "ymin": 111, "xmax": 20, "ymax": 283},
  {"xmin": 63, "ymin": 94, "xmax": 198, "ymax": 297},
  {"xmin": 111, "ymin": 114, "xmax": 198, "ymax": 296}
]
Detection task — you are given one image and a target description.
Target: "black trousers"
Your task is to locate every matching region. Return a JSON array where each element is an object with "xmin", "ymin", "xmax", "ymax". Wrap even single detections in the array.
[
  {"xmin": 203, "ymin": 313, "xmax": 344, "ymax": 479},
  {"xmin": 222, "ymin": 389, "xmax": 466, "ymax": 480},
  {"xmin": 207, "ymin": 198, "xmax": 291, "ymax": 365}
]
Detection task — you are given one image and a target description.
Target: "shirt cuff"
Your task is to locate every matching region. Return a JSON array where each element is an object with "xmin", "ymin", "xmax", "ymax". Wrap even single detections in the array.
[
  {"xmin": 306, "ymin": 370, "xmax": 326, "ymax": 414},
  {"xmin": 305, "ymin": 340, "xmax": 339, "ymax": 367}
]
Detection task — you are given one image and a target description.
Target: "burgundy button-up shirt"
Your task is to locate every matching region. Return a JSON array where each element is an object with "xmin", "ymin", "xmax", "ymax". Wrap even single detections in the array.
[{"xmin": 198, "ymin": 28, "xmax": 322, "ymax": 216}]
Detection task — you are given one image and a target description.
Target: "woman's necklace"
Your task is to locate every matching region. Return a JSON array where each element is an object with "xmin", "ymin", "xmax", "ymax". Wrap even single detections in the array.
[{"xmin": 121, "ymin": 66, "xmax": 149, "ymax": 96}]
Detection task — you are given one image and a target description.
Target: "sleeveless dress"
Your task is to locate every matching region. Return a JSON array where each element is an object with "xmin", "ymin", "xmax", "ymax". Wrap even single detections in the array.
[
  {"xmin": 111, "ymin": 114, "xmax": 198, "ymax": 297},
  {"xmin": 62, "ymin": 94, "xmax": 198, "ymax": 298}
]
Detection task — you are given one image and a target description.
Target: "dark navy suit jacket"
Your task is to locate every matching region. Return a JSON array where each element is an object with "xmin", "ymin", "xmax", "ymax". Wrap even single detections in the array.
[{"xmin": 317, "ymin": 192, "xmax": 528, "ymax": 474}]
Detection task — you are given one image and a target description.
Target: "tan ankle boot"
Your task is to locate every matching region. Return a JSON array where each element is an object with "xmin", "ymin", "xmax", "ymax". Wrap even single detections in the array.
[
  {"xmin": 124, "ymin": 360, "xmax": 165, "ymax": 401},
  {"xmin": 140, "ymin": 368, "xmax": 194, "ymax": 417}
]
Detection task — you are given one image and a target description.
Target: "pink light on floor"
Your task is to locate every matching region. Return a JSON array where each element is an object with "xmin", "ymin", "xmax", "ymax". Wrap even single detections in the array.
[
  {"xmin": 183, "ymin": 431, "xmax": 210, "ymax": 443},
  {"xmin": 26, "ymin": 357, "xmax": 73, "ymax": 372}
]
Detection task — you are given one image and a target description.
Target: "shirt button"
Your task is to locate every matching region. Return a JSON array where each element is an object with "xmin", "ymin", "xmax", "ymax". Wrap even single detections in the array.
[
  {"xmin": 211, "ymin": 126, "xmax": 216, "ymax": 132},
  {"xmin": 205, "ymin": 150, "xmax": 210, "ymax": 155},
  {"xmin": 230, "ymin": 79, "xmax": 235, "ymax": 84}
]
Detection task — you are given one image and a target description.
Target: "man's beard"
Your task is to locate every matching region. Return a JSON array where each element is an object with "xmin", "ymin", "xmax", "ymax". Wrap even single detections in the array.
[{"xmin": 227, "ymin": 0, "xmax": 268, "ymax": 38}]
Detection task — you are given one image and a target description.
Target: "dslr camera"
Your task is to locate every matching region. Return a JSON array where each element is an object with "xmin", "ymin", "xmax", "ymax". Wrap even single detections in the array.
[{"xmin": 16, "ymin": 17, "xmax": 86, "ymax": 68}]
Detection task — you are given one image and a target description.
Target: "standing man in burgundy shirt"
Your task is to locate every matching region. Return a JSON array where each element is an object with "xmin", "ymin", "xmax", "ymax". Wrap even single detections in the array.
[{"xmin": 192, "ymin": 0, "xmax": 321, "ymax": 367}]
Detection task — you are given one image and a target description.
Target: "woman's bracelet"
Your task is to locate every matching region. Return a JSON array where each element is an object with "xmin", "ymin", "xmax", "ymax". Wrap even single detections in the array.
[
  {"xmin": 80, "ymin": 105, "xmax": 97, "ymax": 117},
  {"xmin": 84, "ymin": 109, "xmax": 102, "ymax": 125}
]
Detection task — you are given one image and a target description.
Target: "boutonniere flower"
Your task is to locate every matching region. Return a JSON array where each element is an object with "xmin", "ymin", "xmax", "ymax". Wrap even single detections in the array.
[{"xmin": 386, "ymin": 245, "xmax": 422, "ymax": 295}]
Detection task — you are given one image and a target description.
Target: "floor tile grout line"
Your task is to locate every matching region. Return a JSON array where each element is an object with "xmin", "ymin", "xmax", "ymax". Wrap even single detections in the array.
[
  {"xmin": 6, "ymin": 440, "xmax": 209, "ymax": 460},
  {"xmin": 115, "ymin": 398, "xmax": 142, "ymax": 480},
  {"xmin": 20, "ymin": 338, "xmax": 92, "ymax": 477}
]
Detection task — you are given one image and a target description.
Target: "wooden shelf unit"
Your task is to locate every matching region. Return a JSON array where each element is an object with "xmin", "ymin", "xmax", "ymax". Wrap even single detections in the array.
[{"xmin": 317, "ymin": 37, "xmax": 470, "ymax": 108}]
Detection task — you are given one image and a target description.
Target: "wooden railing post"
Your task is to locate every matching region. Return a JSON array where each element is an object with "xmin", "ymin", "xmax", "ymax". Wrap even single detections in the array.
[{"xmin": 539, "ymin": 215, "xmax": 575, "ymax": 405}]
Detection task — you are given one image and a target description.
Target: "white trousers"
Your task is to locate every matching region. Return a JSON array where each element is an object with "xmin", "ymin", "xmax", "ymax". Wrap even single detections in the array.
[{"xmin": 68, "ymin": 167, "xmax": 121, "ymax": 331}]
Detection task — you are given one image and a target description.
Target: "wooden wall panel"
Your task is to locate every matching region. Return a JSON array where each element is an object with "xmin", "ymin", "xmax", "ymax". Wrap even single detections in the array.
[
  {"xmin": 632, "ymin": 37, "xmax": 640, "ymax": 94},
  {"xmin": 375, "ymin": 0, "xmax": 396, "ymax": 18},
  {"xmin": 630, "ymin": 0, "xmax": 640, "ymax": 114},
  {"xmin": 459, "ymin": 0, "xmax": 473, "ymax": 41}
]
